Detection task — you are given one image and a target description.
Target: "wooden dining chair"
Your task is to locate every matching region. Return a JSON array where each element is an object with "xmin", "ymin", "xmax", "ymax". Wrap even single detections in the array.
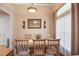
[
  {"xmin": 46, "ymin": 39, "xmax": 60, "ymax": 56},
  {"xmin": 32, "ymin": 40, "xmax": 46, "ymax": 56},
  {"xmin": 14, "ymin": 40, "xmax": 29, "ymax": 56}
]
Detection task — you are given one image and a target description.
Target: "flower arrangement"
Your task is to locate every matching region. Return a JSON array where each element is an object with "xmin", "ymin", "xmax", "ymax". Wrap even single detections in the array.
[{"xmin": 36, "ymin": 34, "xmax": 41, "ymax": 39}]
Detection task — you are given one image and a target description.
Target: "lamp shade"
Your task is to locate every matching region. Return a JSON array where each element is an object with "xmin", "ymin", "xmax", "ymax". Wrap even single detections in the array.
[{"xmin": 27, "ymin": 7, "xmax": 37, "ymax": 13}]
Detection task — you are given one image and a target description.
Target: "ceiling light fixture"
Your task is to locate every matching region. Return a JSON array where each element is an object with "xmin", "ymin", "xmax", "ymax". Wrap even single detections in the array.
[{"xmin": 27, "ymin": 3, "xmax": 37, "ymax": 13}]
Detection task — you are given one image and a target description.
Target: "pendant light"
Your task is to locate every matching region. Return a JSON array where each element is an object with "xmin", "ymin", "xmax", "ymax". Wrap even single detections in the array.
[{"xmin": 27, "ymin": 3, "xmax": 37, "ymax": 13}]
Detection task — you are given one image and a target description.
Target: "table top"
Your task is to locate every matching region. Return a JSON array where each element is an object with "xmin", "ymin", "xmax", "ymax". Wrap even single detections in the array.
[{"xmin": 0, "ymin": 46, "xmax": 13, "ymax": 56}]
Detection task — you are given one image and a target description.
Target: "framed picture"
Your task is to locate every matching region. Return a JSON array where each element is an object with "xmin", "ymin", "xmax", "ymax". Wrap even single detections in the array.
[{"xmin": 28, "ymin": 19, "xmax": 41, "ymax": 29}]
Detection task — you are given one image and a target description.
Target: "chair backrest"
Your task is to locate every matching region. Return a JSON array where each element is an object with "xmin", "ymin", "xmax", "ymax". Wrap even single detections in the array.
[
  {"xmin": 33, "ymin": 39, "xmax": 45, "ymax": 52},
  {"xmin": 15, "ymin": 40, "xmax": 28, "ymax": 54},
  {"xmin": 33, "ymin": 40, "xmax": 45, "ymax": 46},
  {"xmin": 24, "ymin": 34, "xmax": 32, "ymax": 40},
  {"xmin": 47, "ymin": 39, "xmax": 60, "ymax": 55},
  {"xmin": 47, "ymin": 39, "xmax": 60, "ymax": 46}
]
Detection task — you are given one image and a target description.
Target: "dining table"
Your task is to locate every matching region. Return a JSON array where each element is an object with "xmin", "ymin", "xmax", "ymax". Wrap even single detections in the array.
[{"xmin": 0, "ymin": 45, "xmax": 14, "ymax": 56}]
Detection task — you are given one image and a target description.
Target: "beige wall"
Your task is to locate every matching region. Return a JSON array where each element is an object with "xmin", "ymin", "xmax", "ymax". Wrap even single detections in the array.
[
  {"xmin": 0, "ymin": 3, "xmax": 16, "ymax": 34},
  {"xmin": 0, "ymin": 3, "xmax": 63, "ymax": 39},
  {"xmin": 0, "ymin": 3, "xmax": 15, "ymax": 13},
  {"xmin": 0, "ymin": 11, "xmax": 9, "ymax": 16},
  {"xmin": 0, "ymin": 3, "xmax": 63, "ymax": 40},
  {"xmin": 0, "ymin": 3, "xmax": 56, "ymax": 40},
  {"xmin": 14, "ymin": 5, "xmax": 54, "ymax": 39},
  {"xmin": 51, "ymin": 3, "xmax": 64, "ymax": 13}
]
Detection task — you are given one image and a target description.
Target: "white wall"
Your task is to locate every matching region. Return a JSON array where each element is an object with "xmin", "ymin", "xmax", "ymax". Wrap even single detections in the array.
[{"xmin": 0, "ymin": 16, "xmax": 9, "ymax": 45}]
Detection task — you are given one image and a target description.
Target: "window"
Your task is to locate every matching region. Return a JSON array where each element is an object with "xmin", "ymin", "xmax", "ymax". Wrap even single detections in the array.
[{"xmin": 56, "ymin": 4, "xmax": 71, "ymax": 55}]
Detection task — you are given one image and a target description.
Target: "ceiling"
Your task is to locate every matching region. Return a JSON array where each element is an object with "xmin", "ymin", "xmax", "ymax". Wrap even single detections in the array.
[{"xmin": 14, "ymin": 3, "xmax": 54, "ymax": 6}]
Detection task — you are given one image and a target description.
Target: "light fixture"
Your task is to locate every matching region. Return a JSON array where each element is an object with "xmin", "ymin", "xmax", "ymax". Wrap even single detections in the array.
[{"xmin": 27, "ymin": 3, "xmax": 37, "ymax": 13}]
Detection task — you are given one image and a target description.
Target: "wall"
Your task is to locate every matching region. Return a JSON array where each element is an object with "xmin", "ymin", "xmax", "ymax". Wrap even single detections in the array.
[
  {"xmin": 0, "ymin": 3, "xmax": 16, "ymax": 36},
  {"xmin": 51, "ymin": 3, "xmax": 64, "ymax": 13},
  {"xmin": 0, "ymin": 11, "xmax": 9, "ymax": 16},
  {"xmin": 0, "ymin": 3, "xmax": 65, "ymax": 48},
  {"xmin": 0, "ymin": 3, "xmax": 15, "ymax": 13},
  {"xmin": 15, "ymin": 5, "xmax": 54, "ymax": 40},
  {"xmin": 50, "ymin": 3, "xmax": 64, "ymax": 38},
  {"xmin": 0, "ymin": 3, "xmax": 15, "ymax": 48}
]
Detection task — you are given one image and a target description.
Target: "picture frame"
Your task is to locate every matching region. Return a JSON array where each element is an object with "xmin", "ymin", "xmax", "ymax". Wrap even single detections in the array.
[{"xmin": 28, "ymin": 19, "xmax": 41, "ymax": 29}]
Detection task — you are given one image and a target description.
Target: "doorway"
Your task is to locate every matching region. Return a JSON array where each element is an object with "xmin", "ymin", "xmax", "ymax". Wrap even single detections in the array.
[{"xmin": 0, "ymin": 7, "xmax": 13, "ymax": 48}]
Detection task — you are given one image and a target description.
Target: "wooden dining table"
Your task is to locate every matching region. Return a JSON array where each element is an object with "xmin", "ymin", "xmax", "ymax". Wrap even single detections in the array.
[{"xmin": 0, "ymin": 45, "xmax": 14, "ymax": 56}]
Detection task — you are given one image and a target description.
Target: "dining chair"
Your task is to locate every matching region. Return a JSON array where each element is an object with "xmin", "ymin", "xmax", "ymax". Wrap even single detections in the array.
[
  {"xmin": 46, "ymin": 39, "xmax": 60, "ymax": 56},
  {"xmin": 14, "ymin": 40, "xmax": 29, "ymax": 56},
  {"xmin": 32, "ymin": 40, "xmax": 46, "ymax": 56}
]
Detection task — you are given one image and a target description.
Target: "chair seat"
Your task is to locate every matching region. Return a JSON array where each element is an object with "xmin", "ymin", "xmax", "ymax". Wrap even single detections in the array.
[
  {"xmin": 16, "ymin": 51, "xmax": 28, "ymax": 56},
  {"xmin": 46, "ymin": 47, "xmax": 57, "ymax": 56},
  {"xmin": 16, "ymin": 49, "xmax": 30, "ymax": 56},
  {"xmin": 33, "ymin": 50, "xmax": 45, "ymax": 56},
  {"xmin": 47, "ymin": 47, "xmax": 56, "ymax": 51}
]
